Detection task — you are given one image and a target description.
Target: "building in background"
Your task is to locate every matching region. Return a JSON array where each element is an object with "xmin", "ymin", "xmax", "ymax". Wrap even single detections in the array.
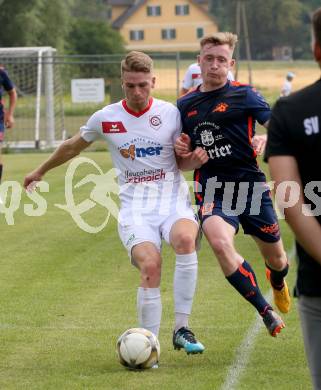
[{"xmin": 107, "ymin": 0, "xmax": 218, "ymax": 52}]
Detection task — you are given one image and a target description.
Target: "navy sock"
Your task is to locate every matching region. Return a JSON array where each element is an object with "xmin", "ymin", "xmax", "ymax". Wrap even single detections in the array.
[
  {"xmin": 266, "ymin": 262, "xmax": 289, "ymax": 290},
  {"xmin": 0, "ymin": 164, "xmax": 2, "ymax": 183},
  {"xmin": 227, "ymin": 260, "xmax": 272, "ymax": 316}
]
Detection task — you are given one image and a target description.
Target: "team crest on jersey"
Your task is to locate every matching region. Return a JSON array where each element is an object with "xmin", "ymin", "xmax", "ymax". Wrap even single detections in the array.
[
  {"xmin": 200, "ymin": 130, "xmax": 214, "ymax": 146},
  {"xmin": 213, "ymin": 102, "xmax": 229, "ymax": 113},
  {"xmin": 102, "ymin": 121, "xmax": 127, "ymax": 134},
  {"xmin": 149, "ymin": 115, "xmax": 162, "ymax": 130}
]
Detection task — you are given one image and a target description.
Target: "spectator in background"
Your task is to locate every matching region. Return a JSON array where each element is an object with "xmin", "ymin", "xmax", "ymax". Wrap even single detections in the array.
[
  {"xmin": 180, "ymin": 61, "xmax": 234, "ymax": 96},
  {"xmin": 266, "ymin": 7, "xmax": 321, "ymax": 389},
  {"xmin": 0, "ymin": 66, "xmax": 17, "ymax": 182},
  {"xmin": 280, "ymin": 71, "xmax": 295, "ymax": 97}
]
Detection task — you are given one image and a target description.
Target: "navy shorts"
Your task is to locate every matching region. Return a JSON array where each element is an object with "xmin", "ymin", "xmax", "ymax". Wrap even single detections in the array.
[
  {"xmin": 0, "ymin": 113, "xmax": 4, "ymax": 142},
  {"xmin": 197, "ymin": 182, "xmax": 280, "ymax": 243}
]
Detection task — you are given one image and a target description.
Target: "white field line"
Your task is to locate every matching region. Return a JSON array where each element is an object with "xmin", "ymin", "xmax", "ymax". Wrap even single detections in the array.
[{"xmin": 220, "ymin": 290, "xmax": 273, "ymax": 390}]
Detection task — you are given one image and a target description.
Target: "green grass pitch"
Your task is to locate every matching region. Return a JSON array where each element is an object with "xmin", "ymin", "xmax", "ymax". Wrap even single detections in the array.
[{"xmin": 0, "ymin": 152, "xmax": 311, "ymax": 389}]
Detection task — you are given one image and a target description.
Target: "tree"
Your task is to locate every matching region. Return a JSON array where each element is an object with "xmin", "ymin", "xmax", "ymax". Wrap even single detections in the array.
[
  {"xmin": 67, "ymin": 19, "xmax": 125, "ymax": 55},
  {"xmin": 36, "ymin": 0, "xmax": 72, "ymax": 51},
  {"xmin": 0, "ymin": 0, "xmax": 72, "ymax": 51},
  {"xmin": 71, "ymin": 0, "xmax": 110, "ymax": 21},
  {"xmin": 0, "ymin": 0, "xmax": 44, "ymax": 47},
  {"xmin": 209, "ymin": 0, "xmax": 311, "ymax": 59}
]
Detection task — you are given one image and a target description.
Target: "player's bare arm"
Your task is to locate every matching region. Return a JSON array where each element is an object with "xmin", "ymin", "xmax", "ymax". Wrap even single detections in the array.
[
  {"xmin": 4, "ymin": 88, "xmax": 17, "ymax": 128},
  {"xmin": 174, "ymin": 133, "xmax": 192, "ymax": 156},
  {"xmin": 251, "ymin": 121, "xmax": 268, "ymax": 155},
  {"xmin": 269, "ymin": 155, "xmax": 321, "ymax": 265},
  {"xmin": 175, "ymin": 133, "xmax": 209, "ymax": 170},
  {"xmin": 176, "ymin": 148, "xmax": 209, "ymax": 171},
  {"xmin": 24, "ymin": 133, "xmax": 91, "ymax": 190}
]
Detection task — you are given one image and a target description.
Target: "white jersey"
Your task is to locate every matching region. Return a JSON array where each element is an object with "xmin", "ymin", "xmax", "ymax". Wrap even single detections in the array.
[
  {"xmin": 182, "ymin": 63, "xmax": 203, "ymax": 90},
  {"xmin": 182, "ymin": 62, "xmax": 234, "ymax": 90},
  {"xmin": 80, "ymin": 97, "xmax": 191, "ymax": 214},
  {"xmin": 281, "ymin": 80, "xmax": 292, "ymax": 97}
]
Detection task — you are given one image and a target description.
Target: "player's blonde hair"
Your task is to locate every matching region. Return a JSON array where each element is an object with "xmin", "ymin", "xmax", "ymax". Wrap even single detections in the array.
[
  {"xmin": 121, "ymin": 51, "xmax": 153, "ymax": 75},
  {"xmin": 200, "ymin": 32, "xmax": 238, "ymax": 53}
]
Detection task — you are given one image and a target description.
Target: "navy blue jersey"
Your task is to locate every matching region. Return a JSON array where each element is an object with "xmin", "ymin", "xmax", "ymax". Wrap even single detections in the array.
[
  {"xmin": 0, "ymin": 68, "xmax": 14, "ymax": 126},
  {"xmin": 177, "ymin": 81, "xmax": 270, "ymax": 182}
]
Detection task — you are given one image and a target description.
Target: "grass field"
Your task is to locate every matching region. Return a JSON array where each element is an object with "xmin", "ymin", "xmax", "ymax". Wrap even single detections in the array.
[{"xmin": 0, "ymin": 152, "xmax": 312, "ymax": 389}]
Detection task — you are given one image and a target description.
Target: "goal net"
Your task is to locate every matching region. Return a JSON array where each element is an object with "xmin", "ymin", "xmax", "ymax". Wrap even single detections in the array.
[{"xmin": 0, "ymin": 47, "xmax": 65, "ymax": 149}]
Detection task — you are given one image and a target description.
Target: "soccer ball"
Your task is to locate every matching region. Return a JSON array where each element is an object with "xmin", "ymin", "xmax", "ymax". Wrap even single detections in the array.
[{"xmin": 116, "ymin": 328, "xmax": 160, "ymax": 369}]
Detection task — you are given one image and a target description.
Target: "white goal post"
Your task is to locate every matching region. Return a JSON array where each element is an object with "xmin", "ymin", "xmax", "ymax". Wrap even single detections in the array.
[{"xmin": 0, "ymin": 47, "xmax": 65, "ymax": 149}]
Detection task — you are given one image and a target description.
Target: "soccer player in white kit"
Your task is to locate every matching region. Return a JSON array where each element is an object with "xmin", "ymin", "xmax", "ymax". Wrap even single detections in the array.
[{"xmin": 24, "ymin": 51, "xmax": 205, "ymax": 355}]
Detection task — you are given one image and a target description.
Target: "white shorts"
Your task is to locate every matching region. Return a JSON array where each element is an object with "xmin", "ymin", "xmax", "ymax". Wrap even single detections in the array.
[{"xmin": 118, "ymin": 207, "xmax": 198, "ymax": 257}]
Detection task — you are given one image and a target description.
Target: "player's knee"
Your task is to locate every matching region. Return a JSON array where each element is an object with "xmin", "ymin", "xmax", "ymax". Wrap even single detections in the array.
[
  {"xmin": 171, "ymin": 232, "xmax": 196, "ymax": 253},
  {"xmin": 267, "ymin": 251, "xmax": 287, "ymax": 270},
  {"xmin": 140, "ymin": 258, "xmax": 162, "ymax": 282},
  {"xmin": 209, "ymin": 237, "xmax": 234, "ymax": 259}
]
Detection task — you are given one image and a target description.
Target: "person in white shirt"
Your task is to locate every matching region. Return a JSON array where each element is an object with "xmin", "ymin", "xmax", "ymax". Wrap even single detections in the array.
[
  {"xmin": 180, "ymin": 61, "xmax": 234, "ymax": 95},
  {"xmin": 280, "ymin": 72, "xmax": 295, "ymax": 97},
  {"xmin": 23, "ymin": 51, "xmax": 206, "ymax": 356}
]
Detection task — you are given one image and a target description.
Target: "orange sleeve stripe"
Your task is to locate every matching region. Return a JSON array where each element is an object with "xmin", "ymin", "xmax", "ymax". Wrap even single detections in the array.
[
  {"xmin": 194, "ymin": 169, "xmax": 203, "ymax": 202},
  {"xmin": 247, "ymin": 116, "xmax": 257, "ymax": 158}
]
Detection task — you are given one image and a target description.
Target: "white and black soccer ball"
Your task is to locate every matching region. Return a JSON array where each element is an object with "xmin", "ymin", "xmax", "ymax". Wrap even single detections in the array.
[{"xmin": 116, "ymin": 328, "xmax": 160, "ymax": 369}]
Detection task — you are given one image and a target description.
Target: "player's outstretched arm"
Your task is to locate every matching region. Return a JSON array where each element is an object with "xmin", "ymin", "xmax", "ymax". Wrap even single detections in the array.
[{"xmin": 24, "ymin": 133, "xmax": 91, "ymax": 190}]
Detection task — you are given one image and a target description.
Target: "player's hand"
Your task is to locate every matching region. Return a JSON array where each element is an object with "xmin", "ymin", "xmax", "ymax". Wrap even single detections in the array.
[
  {"xmin": 252, "ymin": 134, "xmax": 267, "ymax": 155},
  {"xmin": 24, "ymin": 171, "xmax": 43, "ymax": 192},
  {"xmin": 4, "ymin": 114, "xmax": 14, "ymax": 129},
  {"xmin": 190, "ymin": 147, "xmax": 209, "ymax": 168},
  {"xmin": 174, "ymin": 133, "xmax": 192, "ymax": 157}
]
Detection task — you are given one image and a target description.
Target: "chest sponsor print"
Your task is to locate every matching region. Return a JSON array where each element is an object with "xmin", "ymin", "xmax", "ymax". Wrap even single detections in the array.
[
  {"xmin": 193, "ymin": 122, "xmax": 232, "ymax": 160},
  {"xmin": 118, "ymin": 138, "xmax": 163, "ymax": 160}
]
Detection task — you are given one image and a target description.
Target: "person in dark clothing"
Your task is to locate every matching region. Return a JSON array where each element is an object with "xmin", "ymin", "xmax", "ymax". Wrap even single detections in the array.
[
  {"xmin": 266, "ymin": 7, "xmax": 321, "ymax": 389},
  {"xmin": 0, "ymin": 66, "xmax": 17, "ymax": 182}
]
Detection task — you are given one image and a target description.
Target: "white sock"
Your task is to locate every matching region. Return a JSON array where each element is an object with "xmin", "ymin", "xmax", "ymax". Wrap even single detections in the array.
[
  {"xmin": 174, "ymin": 252, "xmax": 198, "ymax": 332},
  {"xmin": 137, "ymin": 287, "xmax": 162, "ymax": 337}
]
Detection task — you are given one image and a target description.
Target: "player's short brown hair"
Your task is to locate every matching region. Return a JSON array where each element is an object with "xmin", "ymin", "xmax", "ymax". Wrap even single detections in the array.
[
  {"xmin": 121, "ymin": 51, "xmax": 153, "ymax": 75},
  {"xmin": 312, "ymin": 7, "xmax": 321, "ymax": 46},
  {"xmin": 200, "ymin": 32, "xmax": 238, "ymax": 52}
]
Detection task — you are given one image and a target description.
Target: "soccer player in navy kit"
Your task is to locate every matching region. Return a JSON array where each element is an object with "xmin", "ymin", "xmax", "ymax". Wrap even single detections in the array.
[
  {"xmin": 175, "ymin": 32, "xmax": 291, "ymax": 336},
  {"xmin": 0, "ymin": 66, "xmax": 17, "ymax": 182}
]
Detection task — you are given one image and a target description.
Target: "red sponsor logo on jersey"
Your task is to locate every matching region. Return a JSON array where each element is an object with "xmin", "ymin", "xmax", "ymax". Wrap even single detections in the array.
[
  {"xmin": 192, "ymin": 73, "xmax": 202, "ymax": 79},
  {"xmin": 187, "ymin": 110, "xmax": 198, "ymax": 117},
  {"xmin": 213, "ymin": 102, "xmax": 229, "ymax": 113},
  {"xmin": 102, "ymin": 121, "xmax": 127, "ymax": 134}
]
